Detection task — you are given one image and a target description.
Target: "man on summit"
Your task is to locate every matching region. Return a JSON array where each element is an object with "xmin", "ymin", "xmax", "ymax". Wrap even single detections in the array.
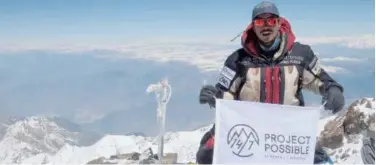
[{"xmin": 197, "ymin": 1, "xmax": 345, "ymax": 164}]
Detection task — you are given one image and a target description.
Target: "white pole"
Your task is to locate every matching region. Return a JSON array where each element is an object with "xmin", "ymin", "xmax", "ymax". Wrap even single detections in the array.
[
  {"xmin": 157, "ymin": 103, "xmax": 166, "ymax": 163},
  {"xmin": 146, "ymin": 78, "xmax": 171, "ymax": 164}
]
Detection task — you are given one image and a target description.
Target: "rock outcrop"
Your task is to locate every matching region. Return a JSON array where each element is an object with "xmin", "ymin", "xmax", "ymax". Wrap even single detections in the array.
[
  {"xmin": 319, "ymin": 117, "xmax": 345, "ymax": 149},
  {"xmin": 318, "ymin": 98, "xmax": 375, "ymax": 163}
]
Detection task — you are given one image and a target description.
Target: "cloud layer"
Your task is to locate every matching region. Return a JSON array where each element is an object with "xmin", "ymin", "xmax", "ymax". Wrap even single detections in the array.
[
  {"xmin": 321, "ymin": 65, "xmax": 348, "ymax": 74},
  {"xmin": 321, "ymin": 56, "xmax": 368, "ymax": 62},
  {"xmin": 297, "ymin": 34, "xmax": 374, "ymax": 49},
  {"xmin": 0, "ymin": 38, "xmax": 373, "ymax": 135},
  {"xmin": 2, "ymin": 33, "xmax": 373, "ymax": 76}
]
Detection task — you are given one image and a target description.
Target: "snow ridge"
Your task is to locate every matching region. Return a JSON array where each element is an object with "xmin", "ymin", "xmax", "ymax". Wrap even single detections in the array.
[
  {"xmin": 41, "ymin": 125, "xmax": 212, "ymax": 164},
  {"xmin": 0, "ymin": 116, "xmax": 84, "ymax": 163}
]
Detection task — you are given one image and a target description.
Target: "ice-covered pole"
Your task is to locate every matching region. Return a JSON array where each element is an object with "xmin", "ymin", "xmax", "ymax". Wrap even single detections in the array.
[{"xmin": 146, "ymin": 78, "xmax": 172, "ymax": 164}]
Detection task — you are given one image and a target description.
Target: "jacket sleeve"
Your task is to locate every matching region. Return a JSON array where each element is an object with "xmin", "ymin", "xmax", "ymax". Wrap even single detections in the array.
[
  {"xmin": 301, "ymin": 45, "xmax": 344, "ymax": 95},
  {"xmin": 214, "ymin": 49, "xmax": 244, "ymax": 100}
]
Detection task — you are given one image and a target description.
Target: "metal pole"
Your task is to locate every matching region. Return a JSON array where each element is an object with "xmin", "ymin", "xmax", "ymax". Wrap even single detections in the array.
[
  {"xmin": 158, "ymin": 103, "xmax": 166, "ymax": 163},
  {"xmin": 146, "ymin": 78, "xmax": 171, "ymax": 164}
]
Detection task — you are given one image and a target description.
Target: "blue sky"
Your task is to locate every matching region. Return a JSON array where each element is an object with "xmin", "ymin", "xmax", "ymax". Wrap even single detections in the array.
[{"xmin": 1, "ymin": 0, "xmax": 374, "ymax": 46}]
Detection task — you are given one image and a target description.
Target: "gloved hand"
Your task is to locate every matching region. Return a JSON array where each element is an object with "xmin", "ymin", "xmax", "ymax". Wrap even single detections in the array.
[
  {"xmin": 322, "ymin": 86, "xmax": 345, "ymax": 113},
  {"xmin": 199, "ymin": 85, "xmax": 218, "ymax": 108}
]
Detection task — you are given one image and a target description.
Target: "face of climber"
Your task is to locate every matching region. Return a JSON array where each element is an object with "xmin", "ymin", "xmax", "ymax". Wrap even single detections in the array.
[{"xmin": 253, "ymin": 13, "xmax": 281, "ymax": 45}]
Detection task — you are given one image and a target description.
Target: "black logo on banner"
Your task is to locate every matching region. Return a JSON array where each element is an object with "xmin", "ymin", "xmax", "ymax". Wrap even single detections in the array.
[{"xmin": 227, "ymin": 124, "xmax": 260, "ymax": 157}]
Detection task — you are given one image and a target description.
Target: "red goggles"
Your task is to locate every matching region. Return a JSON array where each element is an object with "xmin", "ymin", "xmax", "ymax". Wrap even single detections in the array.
[{"xmin": 253, "ymin": 17, "xmax": 278, "ymax": 27}]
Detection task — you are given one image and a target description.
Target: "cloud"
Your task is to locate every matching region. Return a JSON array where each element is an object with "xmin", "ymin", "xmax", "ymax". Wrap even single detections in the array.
[
  {"xmin": 2, "ymin": 41, "xmax": 357, "ymax": 75},
  {"xmin": 321, "ymin": 65, "xmax": 348, "ymax": 74},
  {"xmin": 1, "ymin": 33, "xmax": 374, "ymax": 53},
  {"xmin": 321, "ymin": 56, "xmax": 368, "ymax": 62},
  {"xmin": 297, "ymin": 34, "xmax": 374, "ymax": 49},
  {"xmin": 96, "ymin": 43, "xmax": 355, "ymax": 74},
  {"xmin": 96, "ymin": 43, "xmax": 235, "ymax": 72},
  {"xmin": 1, "ymin": 34, "xmax": 372, "ymax": 74}
]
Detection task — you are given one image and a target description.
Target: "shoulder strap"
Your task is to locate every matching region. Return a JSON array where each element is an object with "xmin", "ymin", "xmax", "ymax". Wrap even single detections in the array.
[{"xmin": 234, "ymin": 49, "xmax": 248, "ymax": 100}]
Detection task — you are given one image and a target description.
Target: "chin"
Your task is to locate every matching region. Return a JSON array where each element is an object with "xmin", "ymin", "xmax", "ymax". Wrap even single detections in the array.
[
  {"xmin": 261, "ymin": 37, "xmax": 273, "ymax": 44},
  {"xmin": 263, "ymin": 35, "xmax": 277, "ymax": 43}
]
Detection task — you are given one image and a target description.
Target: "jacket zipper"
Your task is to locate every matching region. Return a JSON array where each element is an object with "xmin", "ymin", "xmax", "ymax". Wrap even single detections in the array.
[
  {"xmin": 257, "ymin": 54, "xmax": 277, "ymax": 104},
  {"xmin": 270, "ymin": 61, "xmax": 274, "ymax": 104}
]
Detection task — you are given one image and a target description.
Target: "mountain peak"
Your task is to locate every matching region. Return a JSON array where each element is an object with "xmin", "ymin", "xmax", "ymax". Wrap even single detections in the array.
[
  {"xmin": 318, "ymin": 97, "xmax": 375, "ymax": 164},
  {"xmin": 349, "ymin": 97, "xmax": 374, "ymax": 109},
  {"xmin": 0, "ymin": 115, "xmax": 100, "ymax": 163}
]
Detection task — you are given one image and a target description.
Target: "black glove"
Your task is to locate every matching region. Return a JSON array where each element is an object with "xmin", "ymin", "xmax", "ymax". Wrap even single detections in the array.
[
  {"xmin": 322, "ymin": 86, "xmax": 345, "ymax": 113},
  {"xmin": 199, "ymin": 85, "xmax": 219, "ymax": 108}
]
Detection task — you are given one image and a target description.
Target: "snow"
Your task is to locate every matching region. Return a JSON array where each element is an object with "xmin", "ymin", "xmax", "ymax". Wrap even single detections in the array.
[
  {"xmin": 0, "ymin": 137, "xmax": 30, "ymax": 163},
  {"xmin": 43, "ymin": 125, "xmax": 212, "ymax": 164},
  {"xmin": 357, "ymin": 98, "xmax": 375, "ymax": 113},
  {"xmin": 335, "ymin": 134, "xmax": 364, "ymax": 164},
  {"xmin": 0, "ymin": 98, "xmax": 373, "ymax": 164},
  {"xmin": 22, "ymin": 153, "xmax": 50, "ymax": 164},
  {"xmin": 0, "ymin": 116, "xmax": 82, "ymax": 163},
  {"xmin": 45, "ymin": 135, "xmax": 151, "ymax": 164},
  {"xmin": 321, "ymin": 97, "xmax": 375, "ymax": 164},
  {"xmin": 317, "ymin": 114, "xmax": 338, "ymax": 137},
  {"xmin": 323, "ymin": 133, "xmax": 367, "ymax": 164}
]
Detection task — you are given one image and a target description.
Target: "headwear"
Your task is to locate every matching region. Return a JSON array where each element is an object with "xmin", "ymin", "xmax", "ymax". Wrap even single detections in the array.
[
  {"xmin": 252, "ymin": 1, "xmax": 279, "ymax": 20},
  {"xmin": 240, "ymin": 17, "xmax": 296, "ymax": 57}
]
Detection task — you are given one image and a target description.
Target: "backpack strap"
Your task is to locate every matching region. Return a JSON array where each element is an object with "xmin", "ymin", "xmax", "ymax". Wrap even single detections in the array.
[{"xmin": 233, "ymin": 49, "xmax": 248, "ymax": 100}]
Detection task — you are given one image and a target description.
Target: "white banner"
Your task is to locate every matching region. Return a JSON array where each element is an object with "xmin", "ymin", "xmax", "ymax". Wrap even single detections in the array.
[{"xmin": 213, "ymin": 99, "xmax": 320, "ymax": 164}]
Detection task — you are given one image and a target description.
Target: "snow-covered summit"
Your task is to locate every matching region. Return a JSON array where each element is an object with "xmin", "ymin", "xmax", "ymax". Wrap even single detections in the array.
[
  {"xmin": 0, "ymin": 116, "xmax": 99, "ymax": 163},
  {"xmin": 0, "ymin": 116, "xmax": 21, "ymax": 140},
  {"xmin": 318, "ymin": 97, "xmax": 375, "ymax": 164},
  {"xmin": 37, "ymin": 124, "xmax": 212, "ymax": 164}
]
